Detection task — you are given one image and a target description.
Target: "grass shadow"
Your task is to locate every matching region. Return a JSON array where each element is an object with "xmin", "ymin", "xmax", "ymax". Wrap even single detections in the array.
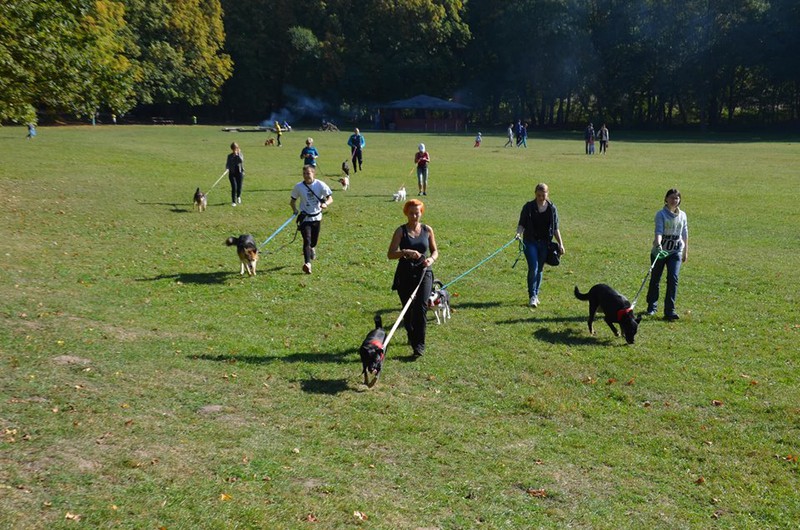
[
  {"xmin": 496, "ymin": 315, "xmax": 586, "ymax": 325},
  {"xmin": 299, "ymin": 378, "xmax": 351, "ymax": 395},
  {"xmin": 533, "ymin": 326, "xmax": 621, "ymax": 346},
  {"xmin": 193, "ymin": 347, "xmax": 358, "ymax": 365},
  {"xmin": 136, "ymin": 271, "xmax": 235, "ymax": 284},
  {"xmin": 135, "ymin": 201, "xmax": 191, "ymax": 213}
]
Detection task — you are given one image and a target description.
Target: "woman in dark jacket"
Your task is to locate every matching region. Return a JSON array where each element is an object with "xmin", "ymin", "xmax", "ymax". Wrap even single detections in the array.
[{"xmin": 515, "ymin": 183, "xmax": 565, "ymax": 307}]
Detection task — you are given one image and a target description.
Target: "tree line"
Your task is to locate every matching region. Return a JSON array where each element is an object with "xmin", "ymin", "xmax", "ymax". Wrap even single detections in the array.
[{"xmin": 3, "ymin": 0, "xmax": 798, "ymax": 128}]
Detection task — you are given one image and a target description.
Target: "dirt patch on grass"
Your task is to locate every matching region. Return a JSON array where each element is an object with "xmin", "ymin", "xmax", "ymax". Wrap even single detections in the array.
[{"xmin": 52, "ymin": 355, "xmax": 92, "ymax": 366}]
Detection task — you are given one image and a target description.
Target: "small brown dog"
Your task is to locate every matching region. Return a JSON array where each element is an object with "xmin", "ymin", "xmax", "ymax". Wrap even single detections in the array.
[
  {"xmin": 338, "ymin": 175, "xmax": 350, "ymax": 191},
  {"xmin": 264, "ymin": 138, "xmax": 275, "ymax": 146},
  {"xmin": 193, "ymin": 187, "xmax": 207, "ymax": 212},
  {"xmin": 225, "ymin": 234, "xmax": 259, "ymax": 276}
]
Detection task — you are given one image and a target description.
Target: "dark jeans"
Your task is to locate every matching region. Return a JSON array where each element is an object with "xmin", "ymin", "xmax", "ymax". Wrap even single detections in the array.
[
  {"xmin": 646, "ymin": 251, "xmax": 682, "ymax": 316},
  {"xmin": 229, "ymin": 172, "xmax": 243, "ymax": 203},
  {"xmin": 397, "ymin": 269, "xmax": 433, "ymax": 354},
  {"xmin": 351, "ymin": 148, "xmax": 362, "ymax": 171},
  {"xmin": 299, "ymin": 221, "xmax": 321, "ymax": 264}
]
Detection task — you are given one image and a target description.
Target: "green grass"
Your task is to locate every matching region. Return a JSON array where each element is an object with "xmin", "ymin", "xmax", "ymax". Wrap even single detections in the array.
[{"xmin": 1, "ymin": 124, "xmax": 799, "ymax": 529}]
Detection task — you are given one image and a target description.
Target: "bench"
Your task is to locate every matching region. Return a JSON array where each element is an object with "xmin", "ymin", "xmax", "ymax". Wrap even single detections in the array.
[{"xmin": 152, "ymin": 117, "xmax": 175, "ymax": 125}]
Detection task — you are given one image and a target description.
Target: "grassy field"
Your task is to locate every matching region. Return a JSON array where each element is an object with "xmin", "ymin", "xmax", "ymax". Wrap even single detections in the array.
[{"xmin": 1, "ymin": 124, "xmax": 798, "ymax": 529}]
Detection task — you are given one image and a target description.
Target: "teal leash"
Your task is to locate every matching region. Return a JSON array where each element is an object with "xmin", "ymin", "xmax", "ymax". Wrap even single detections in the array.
[{"xmin": 441, "ymin": 237, "xmax": 518, "ymax": 290}]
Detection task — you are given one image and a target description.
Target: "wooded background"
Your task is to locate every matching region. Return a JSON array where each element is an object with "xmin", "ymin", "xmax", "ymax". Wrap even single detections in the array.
[{"xmin": 3, "ymin": 0, "xmax": 799, "ymax": 128}]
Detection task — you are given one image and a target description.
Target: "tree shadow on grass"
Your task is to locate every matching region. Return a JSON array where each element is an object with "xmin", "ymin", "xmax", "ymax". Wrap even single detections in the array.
[{"xmin": 533, "ymin": 326, "xmax": 623, "ymax": 347}]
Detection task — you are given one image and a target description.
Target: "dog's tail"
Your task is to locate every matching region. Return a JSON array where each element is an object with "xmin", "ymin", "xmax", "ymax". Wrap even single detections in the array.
[
  {"xmin": 574, "ymin": 286, "xmax": 590, "ymax": 300},
  {"xmin": 374, "ymin": 313, "xmax": 383, "ymax": 330},
  {"xmin": 195, "ymin": 187, "xmax": 201, "ymax": 195},
  {"xmin": 225, "ymin": 236, "xmax": 238, "ymax": 247}
]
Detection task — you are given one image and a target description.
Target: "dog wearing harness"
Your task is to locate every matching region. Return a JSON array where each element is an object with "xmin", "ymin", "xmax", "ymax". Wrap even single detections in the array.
[
  {"xmin": 427, "ymin": 280, "xmax": 451, "ymax": 324},
  {"xmin": 359, "ymin": 314, "xmax": 386, "ymax": 386},
  {"xmin": 574, "ymin": 284, "xmax": 642, "ymax": 344}
]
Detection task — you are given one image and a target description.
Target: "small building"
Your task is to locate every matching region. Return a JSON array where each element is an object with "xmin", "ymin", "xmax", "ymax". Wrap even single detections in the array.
[{"xmin": 378, "ymin": 94, "xmax": 469, "ymax": 132}]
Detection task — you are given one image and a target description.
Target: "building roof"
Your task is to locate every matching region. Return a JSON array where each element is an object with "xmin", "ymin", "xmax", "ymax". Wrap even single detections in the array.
[{"xmin": 381, "ymin": 94, "xmax": 470, "ymax": 110}]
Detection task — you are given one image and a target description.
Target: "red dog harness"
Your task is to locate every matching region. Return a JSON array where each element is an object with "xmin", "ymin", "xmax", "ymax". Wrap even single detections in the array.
[
  {"xmin": 369, "ymin": 339, "xmax": 386, "ymax": 361},
  {"xmin": 616, "ymin": 307, "xmax": 633, "ymax": 322}
]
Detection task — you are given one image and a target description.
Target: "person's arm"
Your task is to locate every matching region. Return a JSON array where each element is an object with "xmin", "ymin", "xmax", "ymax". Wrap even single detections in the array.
[
  {"xmin": 289, "ymin": 196, "xmax": 298, "ymax": 215},
  {"xmin": 424, "ymin": 226, "xmax": 439, "ymax": 267},
  {"xmin": 387, "ymin": 227, "xmax": 405, "ymax": 260},
  {"xmin": 554, "ymin": 228, "xmax": 565, "ymax": 255},
  {"xmin": 681, "ymin": 217, "xmax": 688, "ymax": 262},
  {"xmin": 321, "ymin": 193, "xmax": 332, "ymax": 209},
  {"xmin": 515, "ymin": 204, "xmax": 527, "ymax": 239},
  {"xmin": 652, "ymin": 212, "xmax": 665, "ymax": 249}
]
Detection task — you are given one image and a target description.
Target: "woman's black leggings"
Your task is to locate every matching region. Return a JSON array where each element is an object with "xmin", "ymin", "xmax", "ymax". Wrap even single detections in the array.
[{"xmin": 229, "ymin": 172, "xmax": 243, "ymax": 202}]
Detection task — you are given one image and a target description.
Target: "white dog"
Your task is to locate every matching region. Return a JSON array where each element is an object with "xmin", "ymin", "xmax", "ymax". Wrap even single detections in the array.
[
  {"xmin": 392, "ymin": 186, "xmax": 407, "ymax": 202},
  {"xmin": 338, "ymin": 175, "xmax": 349, "ymax": 191},
  {"xmin": 427, "ymin": 280, "xmax": 451, "ymax": 324}
]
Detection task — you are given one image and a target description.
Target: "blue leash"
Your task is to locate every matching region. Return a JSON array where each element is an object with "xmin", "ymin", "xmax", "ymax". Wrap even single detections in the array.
[
  {"xmin": 258, "ymin": 213, "xmax": 297, "ymax": 250},
  {"xmin": 441, "ymin": 237, "xmax": 518, "ymax": 290}
]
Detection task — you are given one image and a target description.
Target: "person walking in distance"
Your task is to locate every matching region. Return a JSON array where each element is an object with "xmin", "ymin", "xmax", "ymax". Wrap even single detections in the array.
[
  {"xmin": 226, "ymin": 142, "xmax": 244, "ymax": 206},
  {"xmin": 347, "ymin": 128, "xmax": 365, "ymax": 172},
  {"xmin": 414, "ymin": 143, "xmax": 431, "ymax": 196}
]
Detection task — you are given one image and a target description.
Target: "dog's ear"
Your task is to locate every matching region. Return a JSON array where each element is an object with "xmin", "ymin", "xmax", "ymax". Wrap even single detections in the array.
[{"xmin": 635, "ymin": 315, "xmax": 642, "ymax": 324}]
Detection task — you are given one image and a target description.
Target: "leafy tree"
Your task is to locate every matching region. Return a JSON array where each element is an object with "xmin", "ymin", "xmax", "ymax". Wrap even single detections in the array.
[
  {"xmin": 0, "ymin": 0, "xmax": 136, "ymax": 123},
  {"xmin": 121, "ymin": 0, "xmax": 232, "ymax": 106}
]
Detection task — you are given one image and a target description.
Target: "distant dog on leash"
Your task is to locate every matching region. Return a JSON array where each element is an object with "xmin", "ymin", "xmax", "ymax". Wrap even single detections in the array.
[
  {"xmin": 427, "ymin": 280, "xmax": 452, "ymax": 324},
  {"xmin": 225, "ymin": 234, "xmax": 259, "ymax": 276},
  {"xmin": 193, "ymin": 187, "xmax": 207, "ymax": 212},
  {"xmin": 341, "ymin": 159, "xmax": 351, "ymax": 177},
  {"xmin": 574, "ymin": 284, "xmax": 641, "ymax": 344},
  {"xmin": 359, "ymin": 314, "xmax": 386, "ymax": 387},
  {"xmin": 264, "ymin": 138, "xmax": 275, "ymax": 146},
  {"xmin": 392, "ymin": 186, "xmax": 407, "ymax": 202}
]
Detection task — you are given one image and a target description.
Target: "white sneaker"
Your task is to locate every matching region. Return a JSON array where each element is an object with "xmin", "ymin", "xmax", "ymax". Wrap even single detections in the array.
[
  {"xmin": 529, "ymin": 296, "xmax": 539, "ymax": 307},
  {"xmin": 310, "ymin": 247, "xmax": 316, "ymax": 260},
  {"xmin": 237, "ymin": 197, "xmax": 241, "ymax": 204},
  {"xmin": 302, "ymin": 263, "xmax": 312, "ymax": 274},
  {"xmin": 232, "ymin": 202, "xmax": 236, "ymax": 207}
]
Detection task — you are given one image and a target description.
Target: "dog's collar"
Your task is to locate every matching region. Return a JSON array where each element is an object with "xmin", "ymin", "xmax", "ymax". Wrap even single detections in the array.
[
  {"xmin": 369, "ymin": 339, "xmax": 384, "ymax": 350},
  {"xmin": 617, "ymin": 307, "xmax": 633, "ymax": 321}
]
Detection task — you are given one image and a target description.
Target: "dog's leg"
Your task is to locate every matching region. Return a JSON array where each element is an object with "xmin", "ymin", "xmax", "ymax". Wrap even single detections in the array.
[
  {"xmin": 604, "ymin": 317, "xmax": 620, "ymax": 337},
  {"xmin": 240, "ymin": 262, "xmax": 246, "ymax": 275},
  {"xmin": 588, "ymin": 302, "xmax": 598, "ymax": 335}
]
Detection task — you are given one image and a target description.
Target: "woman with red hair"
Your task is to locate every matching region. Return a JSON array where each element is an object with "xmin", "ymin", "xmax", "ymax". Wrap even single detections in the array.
[{"xmin": 387, "ymin": 199, "xmax": 439, "ymax": 357}]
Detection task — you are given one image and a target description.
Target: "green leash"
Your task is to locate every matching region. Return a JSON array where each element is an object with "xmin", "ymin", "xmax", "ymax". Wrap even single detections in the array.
[
  {"xmin": 441, "ymin": 237, "xmax": 518, "ymax": 290},
  {"xmin": 631, "ymin": 249, "xmax": 670, "ymax": 309}
]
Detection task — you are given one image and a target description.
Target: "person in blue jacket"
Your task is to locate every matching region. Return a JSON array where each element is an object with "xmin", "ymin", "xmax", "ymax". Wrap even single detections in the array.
[{"xmin": 347, "ymin": 128, "xmax": 365, "ymax": 173}]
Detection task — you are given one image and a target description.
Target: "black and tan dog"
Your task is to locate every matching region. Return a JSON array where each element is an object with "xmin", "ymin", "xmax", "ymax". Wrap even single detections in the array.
[
  {"xmin": 193, "ymin": 187, "xmax": 207, "ymax": 212},
  {"xmin": 225, "ymin": 234, "xmax": 259, "ymax": 276},
  {"xmin": 359, "ymin": 314, "xmax": 386, "ymax": 387},
  {"xmin": 574, "ymin": 284, "xmax": 641, "ymax": 344}
]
